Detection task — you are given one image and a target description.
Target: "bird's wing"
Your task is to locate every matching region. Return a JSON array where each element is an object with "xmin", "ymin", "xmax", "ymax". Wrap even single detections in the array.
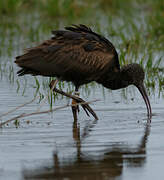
[{"xmin": 15, "ymin": 25, "xmax": 120, "ymax": 82}]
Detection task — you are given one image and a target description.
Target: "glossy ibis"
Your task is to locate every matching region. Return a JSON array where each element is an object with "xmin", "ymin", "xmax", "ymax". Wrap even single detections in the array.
[{"xmin": 15, "ymin": 24, "xmax": 152, "ymax": 120}]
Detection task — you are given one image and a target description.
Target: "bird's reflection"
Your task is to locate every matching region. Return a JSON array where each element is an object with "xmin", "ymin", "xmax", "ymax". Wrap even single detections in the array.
[{"xmin": 24, "ymin": 119, "xmax": 150, "ymax": 180}]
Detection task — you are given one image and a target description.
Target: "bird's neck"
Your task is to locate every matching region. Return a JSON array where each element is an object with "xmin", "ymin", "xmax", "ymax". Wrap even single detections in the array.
[{"xmin": 98, "ymin": 67, "xmax": 130, "ymax": 90}]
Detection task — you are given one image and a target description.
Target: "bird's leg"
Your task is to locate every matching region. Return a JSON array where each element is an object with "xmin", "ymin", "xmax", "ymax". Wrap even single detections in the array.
[
  {"xmin": 49, "ymin": 80, "xmax": 98, "ymax": 120},
  {"xmin": 71, "ymin": 90, "xmax": 80, "ymax": 121}
]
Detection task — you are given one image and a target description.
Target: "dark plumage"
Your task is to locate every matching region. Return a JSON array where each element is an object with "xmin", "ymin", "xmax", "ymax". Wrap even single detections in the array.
[{"xmin": 15, "ymin": 24, "xmax": 152, "ymax": 118}]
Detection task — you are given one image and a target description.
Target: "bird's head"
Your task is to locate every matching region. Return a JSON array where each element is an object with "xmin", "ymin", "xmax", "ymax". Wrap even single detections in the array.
[
  {"xmin": 121, "ymin": 63, "xmax": 152, "ymax": 118},
  {"xmin": 121, "ymin": 63, "xmax": 145, "ymax": 86}
]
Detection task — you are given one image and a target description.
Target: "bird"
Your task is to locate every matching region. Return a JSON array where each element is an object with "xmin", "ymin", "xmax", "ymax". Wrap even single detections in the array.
[{"xmin": 15, "ymin": 24, "xmax": 152, "ymax": 120}]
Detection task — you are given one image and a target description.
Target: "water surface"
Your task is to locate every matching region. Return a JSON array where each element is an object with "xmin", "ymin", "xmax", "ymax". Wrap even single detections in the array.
[
  {"xmin": 0, "ymin": 77, "xmax": 164, "ymax": 180},
  {"xmin": 0, "ymin": 5, "xmax": 164, "ymax": 179}
]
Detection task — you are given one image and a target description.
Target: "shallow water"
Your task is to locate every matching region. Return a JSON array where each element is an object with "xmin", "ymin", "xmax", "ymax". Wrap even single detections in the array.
[
  {"xmin": 0, "ymin": 75, "xmax": 164, "ymax": 180},
  {"xmin": 0, "ymin": 6, "xmax": 164, "ymax": 179}
]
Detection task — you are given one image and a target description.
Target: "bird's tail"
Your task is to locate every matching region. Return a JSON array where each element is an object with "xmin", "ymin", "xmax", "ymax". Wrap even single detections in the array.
[{"xmin": 15, "ymin": 49, "xmax": 41, "ymax": 76}]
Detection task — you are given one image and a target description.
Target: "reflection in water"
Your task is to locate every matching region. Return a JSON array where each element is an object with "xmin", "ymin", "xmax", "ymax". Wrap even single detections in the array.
[{"xmin": 24, "ymin": 119, "xmax": 150, "ymax": 180}]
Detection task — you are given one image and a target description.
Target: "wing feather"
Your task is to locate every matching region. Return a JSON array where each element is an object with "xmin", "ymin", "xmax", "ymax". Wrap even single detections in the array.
[{"xmin": 15, "ymin": 25, "xmax": 120, "ymax": 85}]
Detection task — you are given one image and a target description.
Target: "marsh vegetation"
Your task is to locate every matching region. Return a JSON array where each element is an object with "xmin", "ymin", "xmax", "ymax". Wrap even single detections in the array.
[
  {"xmin": 0, "ymin": 1, "xmax": 164, "ymax": 180},
  {"xmin": 0, "ymin": 0, "xmax": 163, "ymax": 105}
]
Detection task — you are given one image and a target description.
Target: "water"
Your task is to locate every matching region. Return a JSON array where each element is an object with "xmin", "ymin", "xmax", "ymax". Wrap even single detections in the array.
[
  {"xmin": 0, "ymin": 75, "xmax": 164, "ymax": 180},
  {"xmin": 0, "ymin": 7, "xmax": 164, "ymax": 180}
]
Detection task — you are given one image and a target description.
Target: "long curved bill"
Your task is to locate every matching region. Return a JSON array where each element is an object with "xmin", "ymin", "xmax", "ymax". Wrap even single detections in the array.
[{"xmin": 137, "ymin": 84, "xmax": 152, "ymax": 118}]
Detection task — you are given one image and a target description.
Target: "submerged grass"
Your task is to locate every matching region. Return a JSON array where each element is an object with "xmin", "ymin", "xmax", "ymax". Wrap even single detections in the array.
[
  {"xmin": 0, "ymin": 0, "xmax": 164, "ymax": 107},
  {"xmin": 0, "ymin": 0, "xmax": 22, "ymax": 15}
]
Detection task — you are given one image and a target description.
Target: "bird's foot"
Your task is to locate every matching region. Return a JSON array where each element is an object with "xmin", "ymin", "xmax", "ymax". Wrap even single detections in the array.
[
  {"xmin": 49, "ymin": 80, "xmax": 98, "ymax": 120},
  {"xmin": 71, "ymin": 96, "xmax": 98, "ymax": 120}
]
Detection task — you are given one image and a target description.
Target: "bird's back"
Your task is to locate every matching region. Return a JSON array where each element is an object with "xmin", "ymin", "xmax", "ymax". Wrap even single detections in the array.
[{"xmin": 15, "ymin": 24, "xmax": 120, "ymax": 87}]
